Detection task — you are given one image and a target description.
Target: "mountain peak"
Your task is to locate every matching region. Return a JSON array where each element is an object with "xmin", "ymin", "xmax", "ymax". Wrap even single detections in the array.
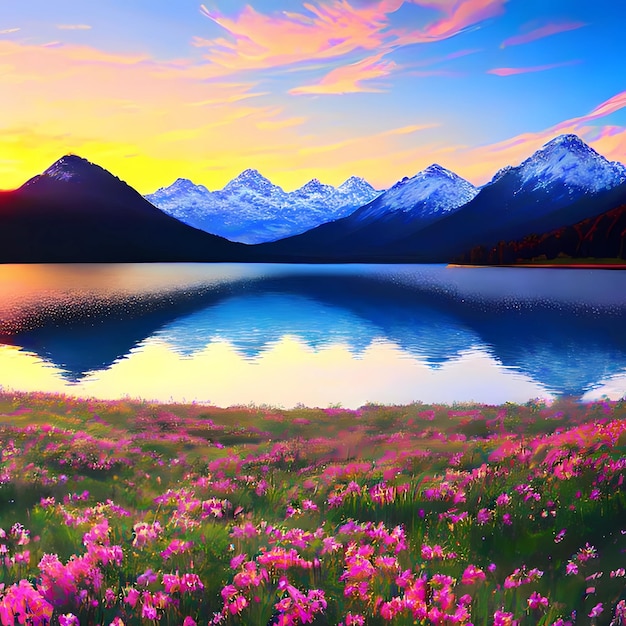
[
  {"xmin": 338, "ymin": 176, "xmax": 377, "ymax": 193},
  {"xmin": 42, "ymin": 154, "xmax": 94, "ymax": 180},
  {"xmin": 512, "ymin": 133, "xmax": 626, "ymax": 192},
  {"xmin": 296, "ymin": 178, "xmax": 334, "ymax": 195},
  {"xmin": 223, "ymin": 168, "xmax": 277, "ymax": 193},
  {"xmin": 20, "ymin": 154, "xmax": 116, "ymax": 190},
  {"xmin": 421, "ymin": 163, "xmax": 459, "ymax": 178},
  {"xmin": 235, "ymin": 168, "xmax": 268, "ymax": 181},
  {"xmin": 543, "ymin": 133, "xmax": 590, "ymax": 150}
]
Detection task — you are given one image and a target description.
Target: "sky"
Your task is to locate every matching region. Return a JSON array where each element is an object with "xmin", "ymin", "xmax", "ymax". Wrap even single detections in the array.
[{"xmin": 1, "ymin": 0, "xmax": 625, "ymax": 194}]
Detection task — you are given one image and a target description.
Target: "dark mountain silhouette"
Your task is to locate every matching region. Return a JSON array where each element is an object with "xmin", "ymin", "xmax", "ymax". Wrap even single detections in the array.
[
  {"xmin": 2, "ymin": 136, "xmax": 626, "ymax": 264},
  {"xmin": 455, "ymin": 202, "xmax": 626, "ymax": 264},
  {"xmin": 0, "ymin": 155, "xmax": 253, "ymax": 263}
]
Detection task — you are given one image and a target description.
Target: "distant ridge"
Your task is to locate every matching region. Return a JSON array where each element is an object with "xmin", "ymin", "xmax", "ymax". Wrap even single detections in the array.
[
  {"xmin": 1, "ymin": 134, "xmax": 625, "ymax": 264},
  {"xmin": 146, "ymin": 170, "xmax": 381, "ymax": 243},
  {"xmin": 255, "ymin": 134, "xmax": 626, "ymax": 263}
]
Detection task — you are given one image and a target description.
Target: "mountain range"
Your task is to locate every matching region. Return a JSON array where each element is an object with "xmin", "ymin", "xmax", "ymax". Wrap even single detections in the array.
[
  {"xmin": 255, "ymin": 134, "xmax": 626, "ymax": 262},
  {"xmin": 1, "ymin": 134, "xmax": 625, "ymax": 264},
  {"xmin": 146, "ymin": 171, "xmax": 380, "ymax": 244}
]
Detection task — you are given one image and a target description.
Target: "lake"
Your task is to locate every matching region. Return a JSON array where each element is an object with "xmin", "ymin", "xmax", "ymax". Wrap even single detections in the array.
[{"xmin": 0, "ymin": 263, "xmax": 624, "ymax": 408}]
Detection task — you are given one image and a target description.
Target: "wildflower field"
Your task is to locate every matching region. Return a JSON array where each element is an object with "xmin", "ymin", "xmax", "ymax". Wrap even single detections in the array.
[{"xmin": 0, "ymin": 391, "xmax": 624, "ymax": 625}]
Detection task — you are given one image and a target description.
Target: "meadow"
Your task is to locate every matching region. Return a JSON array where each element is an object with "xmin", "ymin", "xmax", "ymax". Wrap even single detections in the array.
[{"xmin": 0, "ymin": 391, "xmax": 624, "ymax": 625}]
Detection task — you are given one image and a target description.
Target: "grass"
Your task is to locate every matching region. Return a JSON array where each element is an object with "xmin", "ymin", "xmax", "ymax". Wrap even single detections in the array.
[{"xmin": 0, "ymin": 391, "xmax": 624, "ymax": 625}]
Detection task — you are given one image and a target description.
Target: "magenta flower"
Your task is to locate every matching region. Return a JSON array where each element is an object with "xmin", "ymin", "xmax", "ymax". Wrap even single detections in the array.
[
  {"xmin": 527, "ymin": 591, "xmax": 549, "ymax": 609},
  {"xmin": 493, "ymin": 609, "xmax": 518, "ymax": 625},
  {"xmin": 496, "ymin": 493, "xmax": 511, "ymax": 507},
  {"xmin": 477, "ymin": 508, "xmax": 491, "ymax": 525},
  {"xmin": 565, "ymin": 562, "xmax": 578, "ymax": 575},
  {"xmin": 588, "ymin": 603, "xmax": 603, "ymax": 618},
  {"xmin": 462, "ymin": 564, "xmax": 486, "ymax": 585}
]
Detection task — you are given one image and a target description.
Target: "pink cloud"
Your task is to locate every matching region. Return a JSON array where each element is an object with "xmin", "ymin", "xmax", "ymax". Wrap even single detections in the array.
[
  {"xmin": 407, "ymin": 0, "xmax": 508, "ymax": 41},
  {"xmin": 195, "ymin": 0, "xmax": 507, "ymax": 77},
  {"xmin": 488, "ymin": 60, "xmax": 579, "ymax": 76},
  {"xmin": 196, "ymin": 2, "xmax": 395, "ymax": 72},
  {"xmin": 452, "ymin": 90, "xmax": 626, "ymax": 183},
  {"xmin": 56, "ymin": 24, "xmax": 92, "ymax": 31},
  {"xmin": 290, "ymin": 53, "xmax": 398, "ymax": 95},
  {"xmin": 501, "ymin": 21, "xmax": 586, "ymax": 47}
]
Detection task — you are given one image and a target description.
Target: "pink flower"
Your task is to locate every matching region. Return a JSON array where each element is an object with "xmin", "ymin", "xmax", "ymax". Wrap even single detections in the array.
[
  {"xmin": 125, "ymin": 587, "xmax": 140, "ymax": 607},
  {"xmin": 588, "ymin": 603, "xmax": 603, "ymax": 618},
  {"xmin": 493, "ymin": 609, "xmax": 518, "ymax": 625},
  {"xmin": 496, "ymin": 493, "xmax": 511, "ymax": 507},
  {"xmin": 59, "ymin": 614, "xmax": 80, "ymax": 626},
  {"xmin": 565, "ymin": 562, "xmax": 578, "ymax": 575},
  {"xmin": 527, "ymin": 591, "xmax": 549, "ymax": 609},
  {"xmin": 462, "ymin": 564, "xmax": 486, "ymax": 585},
  {"xmin": 230, "ymin": 553, "xmax": 247, "ymax": 570}
]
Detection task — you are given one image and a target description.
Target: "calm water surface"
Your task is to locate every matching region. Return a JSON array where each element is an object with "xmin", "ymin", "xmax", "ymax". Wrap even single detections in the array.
[{"xmin": 0, "ymin": 263, "xmax": 624, "ymax": 408}]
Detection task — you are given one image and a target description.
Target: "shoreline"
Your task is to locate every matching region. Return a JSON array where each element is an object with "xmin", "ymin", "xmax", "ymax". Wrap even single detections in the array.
[{"xmin": 448, "ymin": 262, "xmax": 626, "ymax": 269}]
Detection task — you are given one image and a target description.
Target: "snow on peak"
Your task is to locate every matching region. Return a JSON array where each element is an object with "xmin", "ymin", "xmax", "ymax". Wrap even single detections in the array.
[
  {"xmin": 295, "ymin": 178, "xmax": 334, "ymax": 196},
  {"xmin": 512, "ymin": 133, "xmax": 626, "ymax": 192},
  {"xmin": 222, "ymin": 169, "xmax": 282, "ymax": 192},
  {"xmin": 338, "ymin": 176, "xmax": 377, "ymax": 194},
  {"xmin": 41, "ymin": 155, "xmax": 93, "ymax": 181},
  {"xmin": 355, "ymin": 164, "xmax": 478, "ymax": 222},
  {"xmin": 145, "ymin": 170, "xmax": 381, "ymax": 243}
]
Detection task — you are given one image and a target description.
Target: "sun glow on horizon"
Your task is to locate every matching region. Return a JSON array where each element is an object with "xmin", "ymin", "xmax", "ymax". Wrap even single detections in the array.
[
  {"xmin": 0, "ymin": 337, "xmax": 558, "ymax": 409},
  {"xmin": 0, "ymin": 1, "xmax": 624, "ymax": 192}
]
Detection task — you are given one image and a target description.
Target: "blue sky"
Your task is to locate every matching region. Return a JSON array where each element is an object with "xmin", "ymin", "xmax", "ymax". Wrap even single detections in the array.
[{"xmin": 1, "ymin": 0, "xmax": 625, "ymax": 192}]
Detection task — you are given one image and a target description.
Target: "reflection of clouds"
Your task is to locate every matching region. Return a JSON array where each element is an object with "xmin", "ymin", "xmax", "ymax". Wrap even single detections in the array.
[
  {"xmin": 0, "ymin": 339, "xmax": 554, "ymax": 409},
  {"xmin": 581, "ymin": 370, "xmax": 626, "ymax": 401}
]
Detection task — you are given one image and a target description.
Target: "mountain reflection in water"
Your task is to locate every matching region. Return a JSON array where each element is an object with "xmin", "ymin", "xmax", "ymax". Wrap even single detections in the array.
[{"xmin": 0, "ymin": 264, "xmax": 624, "ymax": 407}]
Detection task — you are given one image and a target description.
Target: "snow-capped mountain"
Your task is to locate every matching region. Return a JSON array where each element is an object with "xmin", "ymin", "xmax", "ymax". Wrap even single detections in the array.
[
  {"xmin": 390, "ymin": 134, "xmax": 626, "ymax": 261},
  {"xmin": 146, "ymin": 171, "xmax": 381, "ymax": 244},
  {"xmin": 255, "ymin": 164, "xmax": 479, "ymax": 259},
  {"xmin": 491, "ymin": 134, "xmax": 626, "ymax": 194},
  {"xmin": 354, "ymin": 163, "xmax": 478, "ymax": 223}
]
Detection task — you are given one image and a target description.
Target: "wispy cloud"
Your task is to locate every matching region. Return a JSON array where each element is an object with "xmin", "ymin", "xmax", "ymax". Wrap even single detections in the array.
[
  {"xmin": 488, "ymin": 60, "xmax": 579, "ymax": 76},
  {"xmin": 501, "ymin": 21, "xmax": 586, "ymax": 47},
  {"xmin": 0, "ymin": 28, "xmax": 21, "ymax": 35},
  {"xmin": 194, "ymin": 0, "xmax": 506, "ymax": 79},
  {"xmin": 403, "ymin": 0, "xmax": 507, "ymax": 42},
  {"xmin": 298, "ymin": 123, "xmax": 438, "ymax": 155},
  {"xmin": 290, "ymin": 53, "xmax": 398, "ymax": 95},
  {"xmin": 448, "ymin": 90, "xmax": 626, "ymax": 183},
  {"xmin": 195, "ymin": 2, "xmax": 394, "ymax": 72},
  {"xmin": 56, "ymin": 24, "xmax": 92, "ymax": 31}
]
